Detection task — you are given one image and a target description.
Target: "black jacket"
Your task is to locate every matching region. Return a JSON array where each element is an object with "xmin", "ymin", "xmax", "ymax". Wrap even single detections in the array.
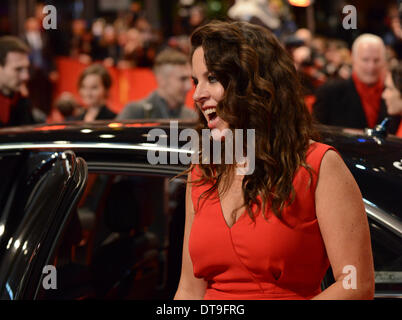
[
  {"xmin": 0, "ymin": 94, "xmax": 35, "ymax": 128},
  {"xmin": 72, "ymin": 105, "xmax": 117, "ymax": 121},
  {"xmin": 313, "ymin": 78, "xmax": 401, "ymax": 134}
]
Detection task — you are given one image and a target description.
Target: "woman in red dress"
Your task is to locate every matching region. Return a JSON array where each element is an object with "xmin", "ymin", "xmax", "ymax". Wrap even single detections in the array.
[{"xmin": 174, "ymin": 21, "xmax": 374, "ymax": 300}]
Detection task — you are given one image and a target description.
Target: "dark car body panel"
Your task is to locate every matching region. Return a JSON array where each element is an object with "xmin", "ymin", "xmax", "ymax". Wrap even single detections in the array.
[
  {"xmin": 0, "ymin": 150, "xmax": 87, "ymax": 299},
  {"xmin": 320, "ymin": 126, "xmax": 402, "ymax": 222},
  {"xmin": 0, "ymin": 120, "xmax": 401, "ymax": 299}
]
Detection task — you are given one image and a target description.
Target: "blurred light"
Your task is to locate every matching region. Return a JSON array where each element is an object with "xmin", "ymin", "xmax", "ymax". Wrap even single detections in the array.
[
  {"xmin": 6, "ymin": 282, "xmax": 13, "ymax": 300},
  {"xmin": 138, "ymin": 143, "xmax": 191, "ymax": 154},
  {"xmin": 7, "ymin": 237, "xmax": 13, "ymax": 250},
  {"xmin": 0, "ymin": 224, "xmax": 4, "ymax": 237},
  {"xmin": 22, "ymin": 241, "xmax": 28, "ymax": 251},
  {"xmin": 54, "ymin": 141, "xmax": 70, "ymax": 144},
  {"xmin": 14, "ymin": 239, "xmax": 21, "ymax": 250},
  {"xmin": 124, "ymin": 122, "xmax": 160, "ymax": 128},
  {"xmin": 34, "ymin": 125, "xmax": 66, "ymax": 131},
  {"xmin": 288, "ymin": 0, "xmax": 312, "ymax": 7},
  {"xmin": 394, "ymin": 161, "xmax": 402, "ymax": 170},
  {"xmin": 108, "ymin": 123, "xmax": 122, "ymax": 128},
  {"xmin": 355, "ymin": 164, "xmax": 366, "ymax": 170},
  {"xmin": 363, "ymin": 198, "xmax": 377, "ymax": 208},
  {"xmin": 357, "ymin": 138, "xmax": 366, "ymax": 143},
  {"xmin": 373, "ymin": 136, "xmax": 383, "ymax": 145},
  {"xmin": 99, "ymin": 134, "xmax": 115, "ymax": 139},
  {"xmin": 81, "ymin": 129, "xmax": 93, "ymax": 133},
  {"xmin": 140, "ymin": 143, "xmax": 159, "ymax": 148}
]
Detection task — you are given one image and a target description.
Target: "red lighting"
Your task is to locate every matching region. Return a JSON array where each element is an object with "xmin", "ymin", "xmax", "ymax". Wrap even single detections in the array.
[
  {"xmin": 34, "ymin": 125, "xmax": 66, "ymax": 131},
  {"xmin": 124, "ymin": 123, "xmax": 160, "ymax": 128}
]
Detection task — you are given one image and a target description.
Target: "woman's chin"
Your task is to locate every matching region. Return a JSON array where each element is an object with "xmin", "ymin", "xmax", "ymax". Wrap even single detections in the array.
[
  {"xmin": 202, "ymin": 115, "xmax": 230, "ymax": 140},
  {"xmin": 211, "ymin": 126, "xmax": 231, "ymax": 141}
]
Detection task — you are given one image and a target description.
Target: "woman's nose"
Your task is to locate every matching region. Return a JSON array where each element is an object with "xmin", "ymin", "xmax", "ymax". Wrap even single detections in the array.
[
  {"xmin": 382, "ymin": 88, "xmax": 389, "ymax": 100},
  {"xmin": 193, "ymin": 83, "xmax": 208, "ymax": 104}
]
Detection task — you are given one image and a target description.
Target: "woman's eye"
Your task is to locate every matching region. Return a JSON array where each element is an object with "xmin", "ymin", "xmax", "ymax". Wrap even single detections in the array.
[{"xmin": 208, "ymin": 75, "xmax": 217, "ymax": 83}]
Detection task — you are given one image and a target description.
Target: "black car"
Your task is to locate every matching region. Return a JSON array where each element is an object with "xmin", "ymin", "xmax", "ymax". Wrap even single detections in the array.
[{"xmin": 0, "ymin": 120, "xmax": 401, "ymax": 300}]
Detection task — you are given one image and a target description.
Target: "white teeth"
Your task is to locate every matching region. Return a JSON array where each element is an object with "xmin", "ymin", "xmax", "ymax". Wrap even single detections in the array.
[{"xmin": 204, "ymin": 108, "xmax": 216, "ymax": 115}]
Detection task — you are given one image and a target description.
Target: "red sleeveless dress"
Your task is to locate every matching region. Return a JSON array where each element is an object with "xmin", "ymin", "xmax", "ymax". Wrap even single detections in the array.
[{"xmin": 189, "ymin": 142, "xmax": 336, "ymax": 300}]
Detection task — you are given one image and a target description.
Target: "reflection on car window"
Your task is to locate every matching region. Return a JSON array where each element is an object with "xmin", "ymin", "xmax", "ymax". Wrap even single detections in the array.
[
  {"xmin": 369, "ymin": 220, "xmax": 402, "ymax": 295},
  {"xmin": 39, "ymin": 172, "xmax": 186, "ymax": 300}
]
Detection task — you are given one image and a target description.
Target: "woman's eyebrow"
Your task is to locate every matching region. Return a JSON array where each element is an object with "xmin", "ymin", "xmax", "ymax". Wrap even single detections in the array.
[{"xmin": 191, "ymin": 71, "xmax": 210, "ymax": 81}]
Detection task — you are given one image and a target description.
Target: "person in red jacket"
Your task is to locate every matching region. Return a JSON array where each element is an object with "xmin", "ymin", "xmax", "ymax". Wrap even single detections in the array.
[
  {"xmin": 174, "ymin": 21, "xmax": 374, "ymax": 300},
  {"xmin": 313, "ymin": 34, "xmax": 400, "ymax": 133},
  {"xmin": 0, "ymin": 36, "xmax": 35, "ymax": 128}
]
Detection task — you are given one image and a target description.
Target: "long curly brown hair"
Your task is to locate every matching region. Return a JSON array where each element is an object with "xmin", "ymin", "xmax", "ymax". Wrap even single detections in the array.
[{"xmin": 187, "ymin": 20, "xmax": 320, "ymax": 220}]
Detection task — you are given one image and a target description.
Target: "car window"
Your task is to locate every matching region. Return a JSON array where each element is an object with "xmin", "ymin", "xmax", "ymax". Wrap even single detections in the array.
[
  {"xmin": 369, "ymin": 219, "xmax": 402, "ymax": 297},
  {"xmin": 38, "ymin": 172, "xmax": 186, "ymax": 300},
  {"xmin": 321, "ymin": 214, "xmax": 402, "ymax": 297},
  {"xmin": 0, "ymin": 151, "xmax": 25, "ymax": 217}
]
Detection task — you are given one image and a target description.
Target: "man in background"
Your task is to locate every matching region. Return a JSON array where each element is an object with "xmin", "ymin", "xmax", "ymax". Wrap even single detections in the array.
[
  {"xmin": 117, "ymin": 48, "xmax": 197, "ymax": 120},
  {"xmin": 0, "ymin": 36, "xmax": 35, "ymax": 128},
  {"xmin": 313, "ymin": 33, "xmax": 400, "ymax": 133}
]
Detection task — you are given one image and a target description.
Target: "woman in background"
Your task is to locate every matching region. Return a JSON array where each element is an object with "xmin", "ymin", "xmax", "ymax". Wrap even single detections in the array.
[
  {"xmin": 383, "ymin": 62, "xmax": 402, "ymax": 137},
  {"xmin": 75, "ymin": 63, "xmax": 116, "ymax": 122}
]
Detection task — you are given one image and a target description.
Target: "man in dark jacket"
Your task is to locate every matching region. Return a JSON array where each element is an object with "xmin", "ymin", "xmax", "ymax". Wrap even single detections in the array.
[
  {"xmin": 0, "ymin": 36, "xmax": 35, "ymax": 128},
  {"xmin": 313, "ymin": 34, "xmax": 401, "ymax": 133}
]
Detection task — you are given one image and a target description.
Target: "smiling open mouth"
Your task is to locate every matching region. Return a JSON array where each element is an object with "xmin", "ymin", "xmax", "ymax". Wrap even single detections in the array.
[{"xmin": 204, "ymin": 107, "xmax": 217, "ymax": 122}]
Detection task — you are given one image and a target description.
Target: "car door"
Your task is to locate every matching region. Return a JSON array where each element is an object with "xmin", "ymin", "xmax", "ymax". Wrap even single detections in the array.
[
  {"xmin": 0, "ymin": 150, "xmax": 88, "ymax": 299},
  {"xmin": 366, "ymin": 204, "xmax": 402, "ymax": 299}
]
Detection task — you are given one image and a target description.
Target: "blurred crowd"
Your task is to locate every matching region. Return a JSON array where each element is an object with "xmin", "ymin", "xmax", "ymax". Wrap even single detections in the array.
[
  {"xmin": 69, "ymin": 4, "xmax": 160, "ymax": 69},
  {"xmin": 0, "ymin": 0, "xmax": 401, "ymax": 136}
]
